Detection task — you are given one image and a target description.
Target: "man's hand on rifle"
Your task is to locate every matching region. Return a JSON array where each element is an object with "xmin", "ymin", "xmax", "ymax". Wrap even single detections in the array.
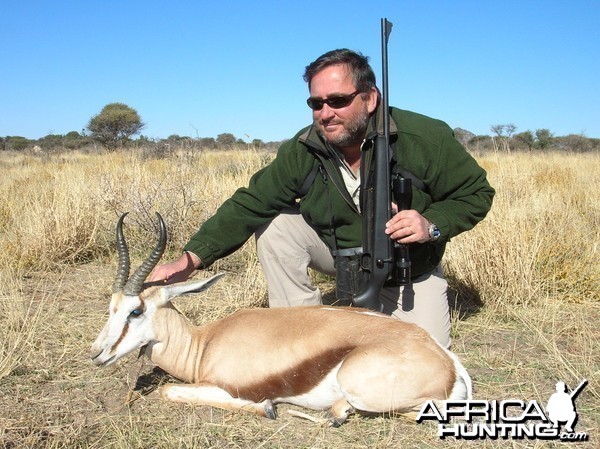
[{"xmin": 386, "ymin": 205, "xmax": 431, "ymax": 244}]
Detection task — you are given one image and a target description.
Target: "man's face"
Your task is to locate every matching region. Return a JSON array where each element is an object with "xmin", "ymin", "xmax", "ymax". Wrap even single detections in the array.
[{"xmin": 309, "ymin": 64, "xmax": 378, "ymax": 150}]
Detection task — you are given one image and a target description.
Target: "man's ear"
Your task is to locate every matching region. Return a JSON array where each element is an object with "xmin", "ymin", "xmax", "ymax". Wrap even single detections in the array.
[{"xmin": 367, "ymin": 87, "xmax": 380, "ymax": 114}]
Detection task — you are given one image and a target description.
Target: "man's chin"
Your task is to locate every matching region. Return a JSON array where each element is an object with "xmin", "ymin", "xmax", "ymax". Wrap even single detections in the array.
[{"xmin": 317, "ymin": 128, "xmax": 348, "ymax": 147}]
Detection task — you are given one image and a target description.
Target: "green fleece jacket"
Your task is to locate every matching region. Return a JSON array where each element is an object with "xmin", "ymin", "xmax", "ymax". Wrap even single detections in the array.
[{"xmin": 184, "ymin": 107, "xmax": 495, "ymax": 279}]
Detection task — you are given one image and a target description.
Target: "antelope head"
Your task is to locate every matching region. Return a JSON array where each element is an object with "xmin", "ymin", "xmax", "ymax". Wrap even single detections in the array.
[{"xmin": 90, "ymin": 212, "xmax": 222, "ymax": 367}]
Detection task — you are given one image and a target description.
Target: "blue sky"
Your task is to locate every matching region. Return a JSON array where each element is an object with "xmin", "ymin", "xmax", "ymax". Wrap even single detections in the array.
[{"xmin": 1, "ymin": 1, "xmax": 598, "ymax": 142}]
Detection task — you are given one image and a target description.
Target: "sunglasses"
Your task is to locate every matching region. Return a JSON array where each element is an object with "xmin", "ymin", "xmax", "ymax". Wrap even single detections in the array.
[{"xmin": 306, "ymin": 90, "xmax": 362, "ymax": 111}]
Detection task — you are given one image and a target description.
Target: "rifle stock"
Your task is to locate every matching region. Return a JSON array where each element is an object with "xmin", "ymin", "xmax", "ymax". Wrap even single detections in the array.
[{"xmin": 352, "ymin": 135, "xmax": 393, "ymax": 311}]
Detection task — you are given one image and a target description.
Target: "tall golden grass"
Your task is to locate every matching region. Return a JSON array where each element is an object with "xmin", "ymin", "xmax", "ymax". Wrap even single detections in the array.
[
  {"xmin": 0, "ymin": 148, "xmax": 270, "ymax": 381},
  {"xmin": 1, "ymin": 149, "xmax": 596, "ymax": 301},
  {"xmin": 445, "ymin": 150, "xmax": 598, "ymax": 305},
  {"xmin": 0, "ymin": 147, "xmax": 598, "ymax": 447}
]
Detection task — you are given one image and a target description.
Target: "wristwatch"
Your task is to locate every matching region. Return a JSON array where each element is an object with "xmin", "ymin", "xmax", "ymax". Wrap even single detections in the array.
[{"xmin": 428, "ymin": 222, "xmax": 441, "ymax": 242}]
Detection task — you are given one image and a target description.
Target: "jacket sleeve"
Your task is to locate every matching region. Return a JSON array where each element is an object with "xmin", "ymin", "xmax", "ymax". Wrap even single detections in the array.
[
  {"xmin": 421, "ymin": 130, "xmax": 495, "ymax": 242},
  {"xmin": 183, "ymin": 142, "xmax": 314, "ymax": 267}
]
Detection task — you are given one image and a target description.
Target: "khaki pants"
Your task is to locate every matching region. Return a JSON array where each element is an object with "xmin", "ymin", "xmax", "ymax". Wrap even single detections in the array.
[{"xmin": 255, "ymin": 208, "xmax": 452, "ymax": 348}]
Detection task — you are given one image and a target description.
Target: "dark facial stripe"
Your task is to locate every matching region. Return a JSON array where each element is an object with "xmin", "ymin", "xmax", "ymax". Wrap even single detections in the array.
[
  {"xmin": 110, "ymin": 322, "xmax": 129, "ymax": 354},
  {"xmin": 223, "ymin": 345, "xmax": 355, "ymax": 403}
]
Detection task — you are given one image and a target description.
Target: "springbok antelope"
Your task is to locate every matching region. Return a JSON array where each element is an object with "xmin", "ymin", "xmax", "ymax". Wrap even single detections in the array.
[{"xmin": 91, "ymin": 213, "xmax": 472, "ymax": 426}]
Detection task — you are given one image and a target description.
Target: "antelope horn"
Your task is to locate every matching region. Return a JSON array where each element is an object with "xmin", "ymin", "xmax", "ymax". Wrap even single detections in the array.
[
  {"xmin": 123, "ymin": 212, "xmax": 167, "ymax": 296},
  {"xmin": 112, "ymin": 213, "xmax": 130, "ymax": 293}
]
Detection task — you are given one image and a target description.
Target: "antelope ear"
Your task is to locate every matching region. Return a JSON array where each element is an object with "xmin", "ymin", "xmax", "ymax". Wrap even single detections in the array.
[{"xmin": 158, "ymin": 273, "xmax": 226, "ymax": 305}]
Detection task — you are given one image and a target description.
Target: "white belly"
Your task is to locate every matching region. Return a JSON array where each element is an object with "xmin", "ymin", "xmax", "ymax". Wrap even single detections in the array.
[{"xmin": 276, "ymin": 362, "xmax": 343, "ymax": 410}]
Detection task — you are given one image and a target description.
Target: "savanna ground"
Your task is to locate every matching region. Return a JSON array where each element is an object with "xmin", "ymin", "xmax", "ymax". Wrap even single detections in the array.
[{"xmin": 0, "ymin": 147, "xmax": 598, "ymax": 448}]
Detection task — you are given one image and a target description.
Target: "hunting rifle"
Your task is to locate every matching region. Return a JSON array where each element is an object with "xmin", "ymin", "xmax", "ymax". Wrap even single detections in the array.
[
  {"xmin": 569, "ymin": 379, "xmax": 588, "ymax": 400},
  {"xmin": 352, "ymin": 18, "xmax": 412, "ymax": 311}
]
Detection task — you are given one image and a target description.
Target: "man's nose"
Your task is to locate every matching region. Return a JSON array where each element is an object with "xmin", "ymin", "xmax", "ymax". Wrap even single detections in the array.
[{"xmin": 319, "ymin": 103, "xmax": 335, "ymax": 119}]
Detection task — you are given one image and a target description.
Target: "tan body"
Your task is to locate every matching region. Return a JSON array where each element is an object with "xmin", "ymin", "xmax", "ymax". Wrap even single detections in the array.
[
  {"xmin": 153, "ymin": 304, "xmax": 468, "ymax": 419},
  {"xmin": 92, "ymin": 278, "xmax": 471, "ymax": 425},
  {"xmin": 91, "ymin": 214, "xmax": 471, "ymax": 425}
]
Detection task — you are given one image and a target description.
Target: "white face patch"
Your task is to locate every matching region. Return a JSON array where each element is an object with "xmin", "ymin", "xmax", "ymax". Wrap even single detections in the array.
[{"xmin": 91, "ymin": 294, "xmax": 155, "ymax": 366}]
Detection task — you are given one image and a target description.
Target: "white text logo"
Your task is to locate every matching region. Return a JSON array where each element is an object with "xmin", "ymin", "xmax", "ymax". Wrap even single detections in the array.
[{"xmin": 416, "ymin": 379, "xmax": 588, "ymax": 442}]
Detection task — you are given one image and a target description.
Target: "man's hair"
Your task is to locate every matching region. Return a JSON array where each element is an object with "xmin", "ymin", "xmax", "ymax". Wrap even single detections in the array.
[{"xmin": 303, "ymin": 49, "xmax": 377, "ymax": 92}]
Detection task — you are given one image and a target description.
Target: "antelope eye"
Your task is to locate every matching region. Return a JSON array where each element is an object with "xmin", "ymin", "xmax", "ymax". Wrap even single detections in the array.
[{"xmin": 129, "ymin": 309, "xmax": 143, "ymax": 318}]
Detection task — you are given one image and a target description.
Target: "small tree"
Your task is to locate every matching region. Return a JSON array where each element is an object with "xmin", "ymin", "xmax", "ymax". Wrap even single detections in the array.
[
  {"xmin": 251, "ymin": 138, "xmax": 264, "ymax": 149},
  {"xmin": 63, "ymin": 131, "xmax": 90, "ymax": 150},
  {"xmin": 216, "ymin": 133, "xmax": 236, "ymax": 148},
  {"xmin": 535, "ymin": 128, "xmax": 554, "ymax": 150},
  {"xmin": 87, "ymin": 103, "xmax": 145, "ymax": 150},
  {"xmin": 490, "ymin": 124, "xmax": 505, "ymax": 138},
  {"xmin": 491, "ymin": 124, "xmax": 511, "ymax": 152},
  {"xmin": 5, "ymin": 136, "xmax": 30, "ymax": 151},
  {"xmin": 559, "ymin": 133, "xmax": 592, "ymax": 153},
  {"xmin": 514, "ymin": 131, "xmax": 535, "ymax": 152},
  {"xmin": 505, "ymin": 123, "xmax": 517, "ymax": 138}
]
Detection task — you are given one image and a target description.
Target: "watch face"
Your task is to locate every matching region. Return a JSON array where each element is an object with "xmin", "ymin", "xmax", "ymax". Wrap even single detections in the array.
[{"xmin": 429, "ymin": 224, "xmax": 441, "ymax": 241}]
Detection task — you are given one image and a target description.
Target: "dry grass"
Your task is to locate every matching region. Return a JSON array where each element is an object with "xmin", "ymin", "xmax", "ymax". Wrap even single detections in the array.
[{"xmin": 0, "ymin": 148, "xmax": 598, "ymax": 448}]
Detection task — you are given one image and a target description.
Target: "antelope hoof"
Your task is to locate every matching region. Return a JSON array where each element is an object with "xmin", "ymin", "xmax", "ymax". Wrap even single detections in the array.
[
  {"xmin": 328, "ymin": 401, "xmax": 355, "ymax": 427},
  {"xmin": 328, "ymin": 411, "xmax": 351, "ymax": 428},
  {"xmin": 328, "ymin": 417, "xmax": 344, "ymax": 428},
  {"xmin": 264, "ymin": 400, "xmax": 277, "ymax": 420}
]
